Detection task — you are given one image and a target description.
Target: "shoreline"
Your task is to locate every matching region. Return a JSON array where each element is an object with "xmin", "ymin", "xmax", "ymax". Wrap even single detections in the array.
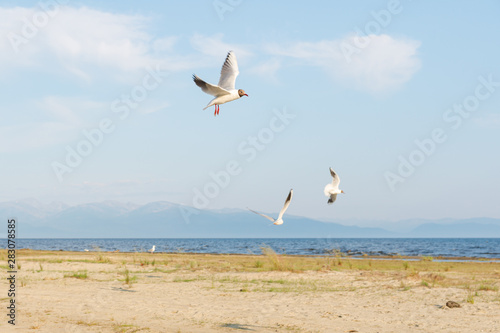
[{"xmin": 16, "ymin": 248, "xmax": 500, "ymax": 262}]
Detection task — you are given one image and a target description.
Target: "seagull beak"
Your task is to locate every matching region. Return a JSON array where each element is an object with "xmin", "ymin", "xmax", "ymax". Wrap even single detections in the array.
[
  {"xmin": 341, "ymin": 190, "xmax": 345, "ymax": 194},
  {"xmin": 244, "ymin": 94, "xmax": 248, "ymax": 97}
]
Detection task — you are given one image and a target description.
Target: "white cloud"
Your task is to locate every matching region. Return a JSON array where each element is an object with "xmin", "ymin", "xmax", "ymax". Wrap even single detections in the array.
[
  {"xmin": 0, "ymin": 6, "xmax": 195, "ymax": 82},
  {"xmin": 41, "ymin": 7, "xmax": 152, "ymax": 71},
  {"xmin": 248, "ymin": 58, "xmax": 282, "ymax": 83},
  {"xmin": 266, "ymin": 34, "xmax": 421, "ymax": 93}
]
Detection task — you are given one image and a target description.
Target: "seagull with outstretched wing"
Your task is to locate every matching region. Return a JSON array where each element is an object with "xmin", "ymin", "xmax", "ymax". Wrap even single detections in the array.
[
  {"xmin": 248, "ymin": 189, "xmax": 293, "ymax": 225},
  {"xmin": 193, "ymin": 51, "xmax": 248, "ymax": 116},
  {"xmin": 324, "ymin": 168, "xmax": 344, "ymax": 204}
]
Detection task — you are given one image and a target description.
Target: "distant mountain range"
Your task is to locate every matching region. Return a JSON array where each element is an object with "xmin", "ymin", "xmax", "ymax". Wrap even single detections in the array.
[{"xmin": 1, "ymin": 199, "xmax": 500, "ymax": 238}]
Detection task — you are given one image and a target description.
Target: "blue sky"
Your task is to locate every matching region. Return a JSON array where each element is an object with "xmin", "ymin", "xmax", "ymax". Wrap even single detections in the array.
[{"xmin": 1, "ymin": 0, "xmax": 499, "ymax": 222}]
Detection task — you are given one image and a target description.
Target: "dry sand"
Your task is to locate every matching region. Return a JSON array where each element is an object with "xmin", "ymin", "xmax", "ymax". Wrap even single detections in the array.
[{"xmin": 1, "ymin": 250, "xmax": 499, "ymax": 332}]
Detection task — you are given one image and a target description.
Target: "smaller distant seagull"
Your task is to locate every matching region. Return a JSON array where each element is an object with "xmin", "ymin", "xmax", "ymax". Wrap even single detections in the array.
[
  {"xmin": 248, "ymin": 189, "xmax": 293, "ymax": 225},
  {"xmin": 148, "ymin": 245, "xmax": 156, "ymax": 254},
  {"xmin": 324, "ymin": 167, "xmax": 344, "ymax": 204},
  {"xmin": 193, "ymin": 50, "xmax": 248, "ymax": 116},
  {"xmin": 84, "ymin": 249, "xmax": 89, "ymax": 252}
]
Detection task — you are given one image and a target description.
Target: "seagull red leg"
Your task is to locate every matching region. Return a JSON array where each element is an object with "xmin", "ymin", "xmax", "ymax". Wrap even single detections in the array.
[{"xmin": 214, "ymin": 105, "xmax": 217, "ymax": 116}]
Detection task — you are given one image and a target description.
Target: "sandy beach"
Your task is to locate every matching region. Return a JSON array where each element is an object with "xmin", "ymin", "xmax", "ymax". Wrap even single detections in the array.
[{"xmin": 2, "ymin": 250, "xmax": 499, "ymax": 332}]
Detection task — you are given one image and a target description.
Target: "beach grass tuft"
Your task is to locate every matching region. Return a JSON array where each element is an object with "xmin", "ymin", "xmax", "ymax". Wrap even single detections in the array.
[
  {"xmin": 122, "ymin": 268, "xmax": 137, "ymax": 285},
  {"xmin": 95, "ymin": 254, "xmax": 112, "ymax": 263},
  {"xmin": 65, "ymin": 270, "xmax": 88, "ymax": 279},
  {"xmin": 478, "ymin": 281, "xmax": 498, "ymax": 291},
  {"xmin": 260, "ymin": 246, "xmax": 294, "ymax": 272},
  {"xmin": 254, "ymin": 260, "xmax": 264, "ymax": 268}
]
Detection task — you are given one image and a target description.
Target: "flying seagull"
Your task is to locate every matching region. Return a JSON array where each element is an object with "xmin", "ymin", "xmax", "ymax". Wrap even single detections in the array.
[
  {"xmin": 248, "ymin": 189, "xmax": 293, "ymax": 225},
  {"xmin": 324, "ymin": 167, "xmax": 344, "ymax": 204},
  {"xmin": 193, "ymin": 51, "xmax": 248, "ymax": 116},
  {"xmin": 148, "ymin": 245, "xmax": 156, "ymax": 254}
]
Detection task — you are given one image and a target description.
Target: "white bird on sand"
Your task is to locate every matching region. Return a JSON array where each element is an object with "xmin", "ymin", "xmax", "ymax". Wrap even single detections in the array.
[
  {"xmin": 148, "ymin": 245, "xmax": 156, "ymax": 254},
  {"xmin": 193, "ymin": 50, "xmax": 248, "ymax": 116},
  {"xmin": 248, "ymin": 189, "xmax": 293, "ymax": 225},
  {"xmin": 324, "ymin": 167, "xmax": 344, "ymax": 204}
]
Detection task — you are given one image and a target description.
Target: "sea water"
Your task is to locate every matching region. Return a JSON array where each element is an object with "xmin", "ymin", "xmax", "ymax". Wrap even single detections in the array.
[{"xmin": 16, "ymin": 238, "xmax": 500, "ymax": 259}]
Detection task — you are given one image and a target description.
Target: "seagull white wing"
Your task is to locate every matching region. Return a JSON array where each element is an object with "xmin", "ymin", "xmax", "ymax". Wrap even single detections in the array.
[
  {"xmin": 330, "ymin": 167, "xmax": 340, "ymax": 188},
  {"xmin": 277, "ymin": 189, "xmax": 293, "ymax": 220},
  {"xmin": 218, "ymin": 51, "xmax": 239, "ymax": 91},
  {"xmin": 248, "ymin": 208, "xmax": 276, "ymax": 222},
  {"xmin": 193, "ymin": 75, "xmax": 230, "ymax": 97}
]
